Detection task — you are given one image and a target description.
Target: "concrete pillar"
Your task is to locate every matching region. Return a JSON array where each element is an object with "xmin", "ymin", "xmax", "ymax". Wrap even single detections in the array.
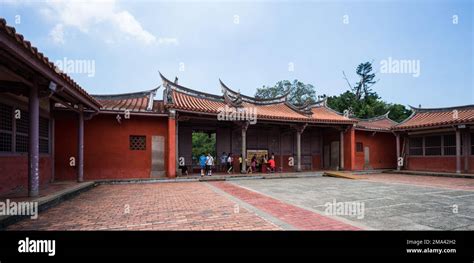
[
  {"xmin": 77, "ymin": 105, "xmax": 84, "ymax": 182},
  {"xmin": 396, "ymin": 133, "xmax": 401, "ymax": 171},
  {"xmin": 456, "ymin": 129, "xmax": 461, "ymax": 174},
  {"xmin": 340, "ymin": 130, "xmax": 344, "ymax": 170},
  {"xmin": 241, "ymin": 122, "xmax": 249, "ymax": 173},
  {"xmin": 28, "ymin": 85, "xmax": 40, "ymax": 197}
]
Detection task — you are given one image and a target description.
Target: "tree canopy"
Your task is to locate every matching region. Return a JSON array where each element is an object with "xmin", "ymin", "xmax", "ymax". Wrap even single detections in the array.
[
  {"xmin": 327, "ymin": 61, "xmax": 411, "ymax": 122},
  {"xmin": 254, "ymin": 61, "xmax": 412, "ymax": 123},
  {"xmin": 255, "ymin": 80, "xmax": 317, "ymax": 106}
]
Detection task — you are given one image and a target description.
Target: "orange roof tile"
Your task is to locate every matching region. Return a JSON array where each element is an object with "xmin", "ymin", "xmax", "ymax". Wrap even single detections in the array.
[
  {"xmin": 92, "ymin": 88, "xmax": 163, "ymax": 113},
  {"xmin": 169, "ymin": 89, "xmax": 355, "ymax": 124},
  {"xmin": 355, "ymin": 114, "xmax": 398, "ymax": 131},
  {"xmin": 393, "ymin": 105, "xmax": 474, "ymax": 130}
]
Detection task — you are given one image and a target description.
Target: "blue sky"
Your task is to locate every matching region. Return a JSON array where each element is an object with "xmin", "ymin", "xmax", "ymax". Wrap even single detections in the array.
[{"xmin": 1, "ymin": 0, "xmax": 472, "ymax": 107}]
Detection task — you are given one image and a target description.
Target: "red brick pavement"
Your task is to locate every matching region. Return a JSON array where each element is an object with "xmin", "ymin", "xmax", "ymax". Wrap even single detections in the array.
[
  {"xmin": 7, "ymin": 182, "xmax": 280, "ymax": 231},
  {"xmin": 209, "ymin": 181, "xmax": 361, "ymax": 230},
  {"xmin": 363, "ymin": 173, "xmax": 474, "ymax": 191}
]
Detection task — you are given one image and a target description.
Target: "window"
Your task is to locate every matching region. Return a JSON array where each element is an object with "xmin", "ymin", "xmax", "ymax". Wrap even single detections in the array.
[
  {"xmin": 356, "ymin": 142, "xmax": 363, "ymax": 152},
  {"xmin": 0, "ymin": 102, "xmax": 50, "ymax": 154},
  {"xmin": 471, "ymin": 133, "xmax": 474, "ymax": 155},
  {"xmin": 409, "ymin": 137, "xmax": 423, "ymax": 155},
  {"xmin": 39, "ymin": 117, "xmax": 49, "ymax": 153},
  {"xmin": 425, "ymin": 136, "xmax": 441, "ymax": 155},
  {"xmin": 0, "ymin": 103, "xmax": 13, "ymax": 152},
  {"xmin": 443, "ymin": 134, "xmax": 457, "ymax": 156},
  {"xmin": 15, "ymin": 110, "xmax": 29, "ymax": 153},
  {"xmin": 130, "ymin": 135, "xmax": 146, "ymax": 150}
]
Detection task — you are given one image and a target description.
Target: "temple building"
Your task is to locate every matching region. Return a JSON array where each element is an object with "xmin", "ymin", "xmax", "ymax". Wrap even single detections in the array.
[
  {"xmin": 392, "ymin": 105, "xmax": 474, "ymax": 173},
  {"xmin": 0, "ymin": 18, "xmax": 473, "ymax": 197}
]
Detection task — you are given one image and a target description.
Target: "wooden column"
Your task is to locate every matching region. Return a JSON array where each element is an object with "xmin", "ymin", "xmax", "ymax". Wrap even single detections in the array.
[
  {"xmin": 241, "ymin": 122, "xmax": 249, "ymax": 173},
  {"xmin": 28, "ymin": 85, "xmax": 40, "ymax": 197},
  {"xmin": 50, "ymin": 105, "xmax": 55, "ymax": 182},
  {"xmin": 396, "ymin": 133, "xmax": 401, "ymax": 171},
  {"xmin": 456, "ymin": 129, "xmax": 461, "ymax": 174},
  {"xmin": 464, "ymin": 130, "xmax": 469, "ymax": 172},
  {"xmin": 295, "ymin": 124, "xmax": 307, "ymax": 172},
  {"xmin": 77, "ymin": 105, "xmax": 84, "ymax": 182},
  {"xmin": 167, "ymin": 110, "xmax": 177, "ymax": 178},
  {"xmin": 340, "ymin": 130, "xmax": 344, "ymax": 170}
]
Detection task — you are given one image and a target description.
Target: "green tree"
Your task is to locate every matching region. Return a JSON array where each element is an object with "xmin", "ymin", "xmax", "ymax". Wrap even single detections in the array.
[
  {"xmin": 192, "ymin": 132, "xmax": 216, "ymax": 162},
  {"xmin": 255, "ymin": 80, "xmax": 317, "ymax": 106},
  {"xmin": 328, "ymin": 61, "xmax": 412, "ymax": 122}
]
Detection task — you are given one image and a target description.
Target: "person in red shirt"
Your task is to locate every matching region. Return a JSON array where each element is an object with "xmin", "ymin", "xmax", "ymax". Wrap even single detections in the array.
[{"xmin": 267, "ymin": 157, "xmax": 276, "ymax": 173}]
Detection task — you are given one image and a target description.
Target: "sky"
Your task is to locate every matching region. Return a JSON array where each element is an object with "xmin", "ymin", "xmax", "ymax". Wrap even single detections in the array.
[{"xmin": 0, "ymin": 0, "xmax": 473, "ymax": 108}]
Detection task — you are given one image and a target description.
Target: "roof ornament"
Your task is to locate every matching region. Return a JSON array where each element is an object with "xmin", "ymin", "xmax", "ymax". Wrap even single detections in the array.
[
  {"xmin": 223, "ymin": 89, "xmax": 243, "ymax": 108},
  {"xmin": 285, "ymin": 99, "xmax": 314, "ymax": 116}
]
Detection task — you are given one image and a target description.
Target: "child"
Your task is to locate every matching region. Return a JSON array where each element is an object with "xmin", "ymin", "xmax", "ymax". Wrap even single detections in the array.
[{"xmin": 199, "ymin": 153, "xmax": 206, "ymax": 177}]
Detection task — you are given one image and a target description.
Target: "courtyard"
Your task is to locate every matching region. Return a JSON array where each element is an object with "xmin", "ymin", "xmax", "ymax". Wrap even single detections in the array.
[{"xmin": 7, "ymin": 174, "xmax": 474, "ymax": 231}]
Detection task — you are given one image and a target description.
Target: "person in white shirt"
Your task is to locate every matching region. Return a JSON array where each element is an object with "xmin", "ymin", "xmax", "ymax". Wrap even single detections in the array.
[{"xmin": 206, "ymin": 153, "xmax": 214, "ymax": 176}]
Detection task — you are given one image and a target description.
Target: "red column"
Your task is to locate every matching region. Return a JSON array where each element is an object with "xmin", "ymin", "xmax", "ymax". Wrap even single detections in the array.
[
  {"xmin": 344, "ymin": 126, "xmax": 356, "ymax": 171},
  {"xmin": 167, "ymin": 113, "xmax": 176, "ymax": 178}
]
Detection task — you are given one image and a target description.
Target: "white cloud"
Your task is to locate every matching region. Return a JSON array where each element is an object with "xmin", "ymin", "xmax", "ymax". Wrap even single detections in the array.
[
  {"xmin": 41, "ymin": 0, "xmax": 157, "ymax": 45},
  {"xmin": 49, "ymin": 23, "xmax": 65, "ymax": 44}
]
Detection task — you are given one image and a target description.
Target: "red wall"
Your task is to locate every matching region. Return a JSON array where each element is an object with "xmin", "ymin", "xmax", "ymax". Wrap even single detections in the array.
[
  {"xmin": 0, "ymin": 155, "xmax": 51, "ymax": 196},
  {"xmin": 407, "ymin": 156, "xmax": 474, "ymax": 173},
  {"xmin": 54, "ymin": 112, "xmax": 168, "ymax": 180},
  {"xmin": 354, "ymin": 130, "xmax": 397, "ymax": 170}
]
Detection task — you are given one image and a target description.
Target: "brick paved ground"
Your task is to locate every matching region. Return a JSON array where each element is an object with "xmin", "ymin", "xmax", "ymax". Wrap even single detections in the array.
[
  {"xmin": 7, "ymin": 182, "xmax": 280, "ymax": 230},
  {"xmin": 7, "ymin": 173, "xmax": 473, "ymax": 231},
  {"xmin": 209, "ymin": 181, "xmax": 360, "ymax": 230}
]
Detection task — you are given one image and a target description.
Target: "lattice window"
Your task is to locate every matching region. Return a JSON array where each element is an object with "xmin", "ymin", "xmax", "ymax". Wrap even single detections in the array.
[
  {"xmin": 409, "ymin": 137, "xmax": 423, "ymax": 155},
  {"xmin": 15, "ymin": 109, "xmax": 29, "ymax": 153},
  {"xmin": 39, "ymin": 117, "xmax": 49, "ymax": 153},
  {"xmin": 15, "ymin": 110, "xmax": 29, "ymax": 134},
  {"xmin": 471, "ymin": 133, "xmax": 474, "ymax": 155},
  {"xmin": 130, "ymin": 135, "xmax": 146, "ymax": 150},
  {"xmin": 444, "ymin": 134, "xmax": 457, "ymax": 156},
  {"xmin": 0, "ymin": 133, "xmax": 12, "ymax": 152},
  {"xmin": 0, "ymin": 103, "xmax": 13, "ymax": 152},
  {"xmin": 15, "ymin": 134, "xmax": 28, "ymax": 152},
  {"xmin": 356, "ymin": 142, "xmax": 363, "ymax": 152},
  {"xmin": 425, "ymin": 136, "xmax": 441, "ymax": 156}
]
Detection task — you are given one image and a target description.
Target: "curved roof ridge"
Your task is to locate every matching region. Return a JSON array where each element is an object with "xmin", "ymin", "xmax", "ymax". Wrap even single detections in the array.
[
  {"xmin": 159, "ymin": 72, "xmax": 223, "ymax": 101},
  {"xmin": 409, "ymin": 104, "xmax": 474, "ymax": 113},
  {"xmin": 354, "ymin": 111, "xmax": 398, "ymax": 124},
  {"xmin": 219, "ymin": 79, "xmax": 290, "ymax": 104},
  {"xmin": 92, "ymin": 87, "xmax": 159, "ymax": 100}
]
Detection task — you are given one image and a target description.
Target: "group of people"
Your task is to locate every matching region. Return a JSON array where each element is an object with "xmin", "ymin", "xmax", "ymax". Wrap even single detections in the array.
[
  {"xmin": 186, "ymin": 152, "xmax": 277, "ymax": 177},
  {"xmin": 199, "ymin": 153, "xmax": 215, "ymax": 176},
  {"xmin": 219, "ymin": 152, "xmax": 276, "ymax": 174}
]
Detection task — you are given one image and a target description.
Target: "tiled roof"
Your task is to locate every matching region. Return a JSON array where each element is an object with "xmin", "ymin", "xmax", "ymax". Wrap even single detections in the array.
[
  {"xmin": 355, "ymin": 113, "xmax": 398, "ymax": 131},
  {"xmin": 166, "ymin": 84, "xmax": 355, "ymax": 124},
  {"xmin": 393, "ymin": 105, "xmax": 474, "ymax": 130},
  {"xmin": 92, "ymin": 88, "xmax": 164, "ymax": 113},
  {"xmin": 0, "ymin": 18, "xmax": 101, "ymax": 108}
]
